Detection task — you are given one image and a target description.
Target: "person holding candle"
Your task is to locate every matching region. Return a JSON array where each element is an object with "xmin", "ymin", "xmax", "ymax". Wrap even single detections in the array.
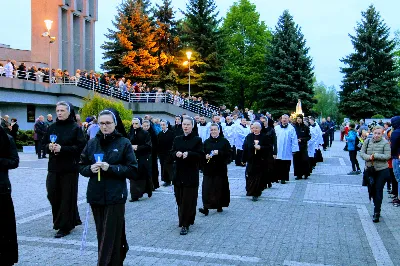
[
  {"xmin": 171, "ymin": 117, "xmax": 204, "ymax": 235},
  {"xmin": 0, "ymin": 126, "xmax": 19, "ymax": 265},
  {"xmin": 79, "ymin": 109, "xmax": 138, "ymax": 265},
  {"xmin": 43, "ymin": 101, "xmax": 86, "ymax": 238},
  {"xmin": 128, "ymin": 118, "xmax": 153, "ymax": 201},
  {"xmin": 199, "ymin": 123, "xmax": 231, "ymax": 216},
  {"xmin": 242, "ymin": 121, "xmax": 267, "ymax": 201}
]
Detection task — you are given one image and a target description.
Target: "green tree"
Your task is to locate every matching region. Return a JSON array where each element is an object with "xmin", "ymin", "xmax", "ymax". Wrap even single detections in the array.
[
  {"xmin": 260, "ymin": 10, "xmax": 314, "ymax": 118},
  {"xmin": 221, "ymin": 0, "xmax": 271, "ymax": 109},
  {"xmin": 101, "ymin": 0, "xmax": 160, "ymax": 78},
  {"xmin": 312, "ymin": 82, "xmax": 339, "ymax": 120},
  {"xmin": 180, "ymin": 0, "xmax": 225, "ymax": 103},
  {"xmin": 339, "ymin": 5, "xmax": 400, "ymax": 119}
]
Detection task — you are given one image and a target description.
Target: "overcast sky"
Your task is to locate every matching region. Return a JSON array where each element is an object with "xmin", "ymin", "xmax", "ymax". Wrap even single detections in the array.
[{"xmin": 0, "ymin": 0, "xmax": 398, "ymax": 89}]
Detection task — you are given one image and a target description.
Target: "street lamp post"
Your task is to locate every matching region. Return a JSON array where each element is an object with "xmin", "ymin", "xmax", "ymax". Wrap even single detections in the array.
[
  {"xmin": 43, "ymin": 20, "xmax": 55, "ymax": 84},
  {"xmin": 186, "ymin": 51, "xmax": 192, "ymax": 97}
]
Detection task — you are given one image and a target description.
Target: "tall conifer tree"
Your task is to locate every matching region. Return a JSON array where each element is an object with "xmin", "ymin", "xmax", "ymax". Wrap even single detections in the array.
[
  {"xmin": 339, "ymin": 5, "xmax": 400, "ymax": 118},
  {"xmin": 260, "ymin": 10, "xmax": 314, "ymax": 118},
  {"xmin": 180, "ymin": 0, "xmax": 225, "ymax": 103}
]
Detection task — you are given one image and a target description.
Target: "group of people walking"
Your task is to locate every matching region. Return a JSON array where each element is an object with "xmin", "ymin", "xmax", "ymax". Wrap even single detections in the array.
[{"xmin": 5, "ymin": 100, "xmax": 400, "ymax": 266}]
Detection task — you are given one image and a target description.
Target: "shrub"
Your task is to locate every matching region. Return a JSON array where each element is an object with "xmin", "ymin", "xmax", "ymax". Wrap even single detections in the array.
[
  {"xmin": 122, "ymin": 120, "xmax": 132, "ymax": 134},
  {"xmin": 15, "ymin": 130, "xmax": 35, "ymax": 149},
  {"xmin": 80, "ymin": 93, "xmax": 133, "ymax": 122},
  {"xmin": 371, "ymin": 114, "xmax": 385, "ymax": 119}
]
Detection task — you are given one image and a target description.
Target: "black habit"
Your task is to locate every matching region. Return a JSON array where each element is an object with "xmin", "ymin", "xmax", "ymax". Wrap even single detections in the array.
[
  {"xmin": 202, "ymin": 136, "xmax": 231, "ymax": 209},
  {"xmin": 171, "ymin": 132, "xmax": 204, "ymax": 227},
  {"xmin": 293, "ymin": 122, "xmax": 311, "ymax": 178},
  {"xmin": 157, "ymin": 129, "xmax": 175, "ymax": 184},
  {"xmin": 242, "ymin": 133, "xmax": 268, "ymax": 197},
  {"xmin": 0, "ymin": 128, "xmax": 19, "ymax": 265},
  {"xmin": 147, "ymin": 125, "xmax": 160, "ymax": 190},
  {"xmin": 79, "ymin": 130, "xmax": 138, "ymax": 266},
  {"xmin": 262, "ymin": 126, "xmax": 278, "ymax": 185},
  {"xmin": 43, "ymin": 107, "xmax": 86, "ymax": 233},
  {"xmin": 128, "ymin": 127, "xmax": 153, "ymax": 199}
]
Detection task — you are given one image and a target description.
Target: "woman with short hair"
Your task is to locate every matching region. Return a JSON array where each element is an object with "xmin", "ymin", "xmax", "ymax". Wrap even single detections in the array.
[
  {"xmin": 360, "ymin": 126, "xmax": 391, "ymax": 223},
  {"xmin": 43, "ymin": 101, "xmax": 86, "ymax": 238},
  {"xmin": 79, "ymin": 109, "xmax": 138, "ymax": 265}
]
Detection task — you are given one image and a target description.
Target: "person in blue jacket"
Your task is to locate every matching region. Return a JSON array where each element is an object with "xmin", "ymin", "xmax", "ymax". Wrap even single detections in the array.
[{"xmin": 345, "ymin": 123, "xmax": 361, "ymax": 175}]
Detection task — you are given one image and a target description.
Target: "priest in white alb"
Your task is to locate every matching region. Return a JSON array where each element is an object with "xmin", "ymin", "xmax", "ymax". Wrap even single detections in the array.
[{"xmin": 274, "ymin": 114, "xmax": 299, "ymax": 184}]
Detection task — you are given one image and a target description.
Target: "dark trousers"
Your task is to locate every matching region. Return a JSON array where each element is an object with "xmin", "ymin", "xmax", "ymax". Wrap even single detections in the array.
[
  {"xmin": 174, "ymin": 185, "xmax": 198, "ymax": 227},
  {"xmin": 390, "ymin": 168, "xmax": 398, "ymax": 195},
  {"xmin": 275, "ymin": 159, "xmax": 291, "ymax": 181},
  {"xmin": 158, "ymin": 153, "xmax": 171, "ymax": 183},
  {"xmin": 348, "ymin": 150, "xmax": 360, "ymax": 171},
  {"xmin": 46, "ymin": 171, "xmax": 81, "ymax": 232},
  {"xmin": 230, "ymin": 146, "xmax": 236, "ymax": 163},
  {"xmin": 329, "ymin": 131, "xmax": 334, "ymax": 146},
  {"xmin": 151, "ymin": 153, "xmax": 159, "ymax": 189},
  {"xmin": 91, "ymin": 204, "xmax": 128, "ymax": 266},
  {"xmin": 322, "ymin": 134, "xmax": 329, "ymax": 149},
  {"xmin": 0, "ymin": 193, "xmax": 18, "ymax": 265},
  {"xmin": 373, "ymin": 168, "xmax": 390, "ymax": 214},
  {"xmin": 37, "ymin": 137, "xmax": 46, "ymax": 158},
  {"xmin": 235, "ymin": 149, "xmax": 243, "ymax": 166}
]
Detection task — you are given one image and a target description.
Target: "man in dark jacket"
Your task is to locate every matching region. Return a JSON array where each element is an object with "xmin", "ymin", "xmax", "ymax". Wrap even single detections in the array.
[
  {"xmin": 157, "ymin": 121, "xmax": 175, "ymax": 186},
  {"xmin": 10, "ymin": 118, "xmax": 19, "ymax": 141},
  {"xmin": 326, "ymin": 117, "xmax": 335, "ymax": 147},
  {"xmin": 293, "ymin": 115, "xmax": 311, "ymax": 179},
  {"xmin": 172, "ymin": 115, "xmax": 184, "ymax": 137},
  {"xmin": 35, "ymin": 115, "xmax": 47, "ymax": 159},
  {"xmin": 391, "ymin": 116, "xmax": 400, "ymax": 194},
  {"xmin": 320, "ymin": 118, "xmax": 329, "ymax": 151}
]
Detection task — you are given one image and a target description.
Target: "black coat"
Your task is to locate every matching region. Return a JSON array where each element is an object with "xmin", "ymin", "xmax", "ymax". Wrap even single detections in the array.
[
  {"xmin": 242, "ymin": 133, "xmax": 268, "ymax": 175},
  {"xmin": 10, "ymin": 123, "xmax": 19, "ymax": 141},
  {"xmin": 79, "ymin": 131, "xmax": 138, "ymax": 205},
  {"xmin": 203, "ymin": 136, "xmax": 231, "ymax": 177},
  {"xmin": 294, "ymin": 123, "xmax": 311, "ymax": 151},
  {"xmin": 44, "ymin": 119, "xmax": 87, "ymax": 173},
  {"xmin": 157, "ymin": 129, "xmax": 175, "ymax": 155},
  {"xmin": 35, "ymin": 121, "xmax": 47, "ymax": 139},
  {"xmin": 262, "ymin": 127, "xmax": 277, "ymax": 155},
  {"xmin": 129, "ymin": 127, "xmax": 152, "ymax": 180},
  {"xmin": 171, "ymin": 132, "xmax": 204, "ymax": 187},
  {"xmin": 0, "ymin": 136, "xmax": 19, "ymax": 194}
]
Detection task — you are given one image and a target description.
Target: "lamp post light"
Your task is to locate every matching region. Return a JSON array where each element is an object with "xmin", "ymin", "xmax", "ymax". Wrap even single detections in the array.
[
  {"xmin": 43, "ymin": 20, "xmax": 55, "ymax": 84},
  {"xmin": 186, "ymin": 51, "xmax": 192, "ymax": 97}
]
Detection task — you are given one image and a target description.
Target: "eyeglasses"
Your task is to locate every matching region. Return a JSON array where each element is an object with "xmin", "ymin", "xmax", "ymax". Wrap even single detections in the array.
[{"xmin": 99, "ymin": 122, "xmax": 114, "ymax": 126}]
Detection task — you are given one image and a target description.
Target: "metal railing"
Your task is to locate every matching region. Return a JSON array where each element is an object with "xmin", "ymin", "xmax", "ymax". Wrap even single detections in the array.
[{"xmin": 0, "ymin": 71, "xmax": 220, "ymax": 118}]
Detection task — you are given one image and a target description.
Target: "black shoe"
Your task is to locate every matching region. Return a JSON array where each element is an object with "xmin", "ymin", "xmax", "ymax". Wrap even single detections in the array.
[
  {"xmin": 162, "ymin": 182, "xmax": 171, "ymax": 187},
  {"xmin": 252, "ymin": 196, "xmax": 258, "ymax": 201},
  {"xmin": 268, "ymin": 183, "xmax": 272, "ymax": 188},
  {"xmin": 281, "ymin": 180, "xmax": 286, "ymax": 184},
  {"xmin": 42, "ymin": 156, "xmax": 47, "ymax": 159},
  {"xmin": 295, "ymin": 177, "xmax": 302, "ymax": 180},
  {"xmin": 54, "ymin": 230, "xmax": 70, "ymax": 238},
  {"xmin": 199, "ymin": 208, "xmax": 209, "ymax": 216},
  {"xmin": 76, "ymin": 220, "xmax": 82, "ymax": 226},
  {"xmin": 217, "ymin": 208, "xmax": 223, "ymax": 213},
  {"xmin": 129, "ymin": 198, "xmax": 139, "ymax": 202},
  {"xmin": 373, "ymin": 213, "xmax": 380, "ymax": 223},
  {"xmin": 180, "ymin": 226, "xmax": 189, "ymax": 235}
]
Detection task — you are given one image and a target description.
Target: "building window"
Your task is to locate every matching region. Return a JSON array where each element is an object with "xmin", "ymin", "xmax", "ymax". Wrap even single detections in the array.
[{"xmin": 27, "ymin": 105, "xmax": 36, "ymax": 122}]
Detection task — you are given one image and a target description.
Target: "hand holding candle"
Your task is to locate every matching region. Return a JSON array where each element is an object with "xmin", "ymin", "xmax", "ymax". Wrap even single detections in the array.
[
  {"xmin": 254, "ymin": 140, "xmax": 259, "ymax": 154},
  {"xmin": 50, "ymin": 135, "xmax": 57, "ymax": 153},
  {"xmin": 94, "ymin": 154, "xmax": 104, "ymax": 181},
  {"xmin": 207, "ymin": 151, "xmax": 214, "ymax": 163}
]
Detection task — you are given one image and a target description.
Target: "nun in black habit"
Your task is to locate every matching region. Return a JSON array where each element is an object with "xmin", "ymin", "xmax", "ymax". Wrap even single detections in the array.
[
  {"xmin": 199, "ymin": 123, "xmax": 231, "ymax": 216},
  {"xmin": 43, "ymin": 101, "xmax": 86, "ymax": 238},
  {"xmin": 171, "ymin": 117, "xmax": 204, "ymax": 235},
  {"xmin": 128, "ymin": 118, "xmax": 153, "ymax": 201},
  {"xmin": 142, "ymin": 120, "xmax": 160, "ymax": 190},
  {"xmin": 79, "ymin": 109, "xmax": 138, "ymax": 266},
  {"xmin": 242, "ymin": 121, "xmax": 267, "ymax": 201},
  {"xmin": 0, "ymin": 126, "xmax": 19, "ymax": 265},
  {"xmin": 293, "ymin": 115, "xmax": 311, "ymax": 180},
  {"xmin": 157, "ymin": 120, "xmax": 175, "ymax": 186}
]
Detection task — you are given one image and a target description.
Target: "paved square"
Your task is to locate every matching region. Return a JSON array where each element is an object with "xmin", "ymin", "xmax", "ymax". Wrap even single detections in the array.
[{"xmin": 9, "ymin": 133, "xmax": 400, "ymax": 265}]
